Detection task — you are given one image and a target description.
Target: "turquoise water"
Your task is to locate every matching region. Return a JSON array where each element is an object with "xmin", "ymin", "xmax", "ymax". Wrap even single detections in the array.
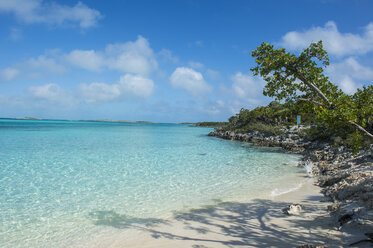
[{"xmin": 0, "ymin": 119, "xmax": 304, "ymax": 247}]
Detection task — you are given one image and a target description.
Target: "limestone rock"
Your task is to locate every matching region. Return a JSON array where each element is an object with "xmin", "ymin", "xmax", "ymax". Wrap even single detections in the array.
[{"xmin": 282, "ymin": 204, "xmax": 302, "ymax": 215}]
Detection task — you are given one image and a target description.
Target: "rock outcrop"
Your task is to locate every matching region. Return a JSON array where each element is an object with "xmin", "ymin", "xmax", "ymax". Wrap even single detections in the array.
[
  {"xmin": 306, "ymin": 144, "xmax": 373, "ymax": 236},
  {"xmin": 208, "ymin": 126, "xmax": 310, "ymax": 153}
]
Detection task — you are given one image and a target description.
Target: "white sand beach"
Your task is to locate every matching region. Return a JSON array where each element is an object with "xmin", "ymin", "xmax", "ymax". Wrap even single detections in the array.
[{"xmin": 80, "ymin": 178, "xmax": 349, "ymax": 248}]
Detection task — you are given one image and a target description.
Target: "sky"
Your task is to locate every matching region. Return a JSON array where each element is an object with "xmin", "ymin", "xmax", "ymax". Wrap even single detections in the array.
[{"xmin": 0, "ymin": 0, "xmax": 372, "ymax": 123}]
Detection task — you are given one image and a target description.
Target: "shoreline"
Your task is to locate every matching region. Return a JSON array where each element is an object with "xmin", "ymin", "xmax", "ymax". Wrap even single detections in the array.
[
  {"xmin": 75, "ymin": 136, "xmax": 346, "ymax": 248},
  {"xmin": 208, "ymin": 127, "xmax": 373, "ymax": 246},
  {"xmin": 77, "ymin": 127, "xmax": 372, "ymax": 247},
  {"xmin": 80, "ymin": 177, "xmax": 344, "ymax": 248}
]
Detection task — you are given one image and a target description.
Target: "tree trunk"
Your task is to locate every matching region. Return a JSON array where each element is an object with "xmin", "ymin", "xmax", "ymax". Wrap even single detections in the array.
[{"xmin": 296, "ymin": 73, "xmax": 373, "ymax": 142}]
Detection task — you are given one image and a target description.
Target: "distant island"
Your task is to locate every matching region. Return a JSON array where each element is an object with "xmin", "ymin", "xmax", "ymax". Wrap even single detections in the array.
[
  {"xmin": 178, "ymin": 122, "xmax": 227, "ymax": 127},
  {"xmin": 1, "ymin": 117, "xmax": 154, "ymax": 124},
  {"xmin": 13, "ymin": 117, "xmax": 41, "ymax": 120},
  {"xmin": 91, "ymin": 120, "xmax": 154, "ymax": 123}
]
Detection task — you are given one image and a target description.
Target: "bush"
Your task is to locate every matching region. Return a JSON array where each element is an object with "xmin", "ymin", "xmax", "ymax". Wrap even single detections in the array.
[{"xmin": 234, "ymin": 122, "xmax": 283, "ymax": 136}]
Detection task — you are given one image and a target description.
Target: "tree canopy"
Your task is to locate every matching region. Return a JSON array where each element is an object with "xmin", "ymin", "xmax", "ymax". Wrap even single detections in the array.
[{"xmin": 251, "ymin": 41, "xmax": 373, "ymax": 147}]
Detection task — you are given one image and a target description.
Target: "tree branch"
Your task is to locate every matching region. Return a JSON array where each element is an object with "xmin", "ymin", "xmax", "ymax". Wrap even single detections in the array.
[
  {"xmin": 297, "ymin": 98, "xmax": 326, "ymax": 108},
  {"xmin": 348, "ymin": 121, "xmax": 373, "ymax": 141},
  {"xmin": 296, "ymin": 74, "xmax": 332, "ymax": 106},
  {"xmin": 285, "ymin": 65, "xmax": 332, "ymax": 107}
]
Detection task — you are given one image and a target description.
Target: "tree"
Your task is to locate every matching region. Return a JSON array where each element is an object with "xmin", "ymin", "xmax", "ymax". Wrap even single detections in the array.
[{"xmin": 251, "ymin": 41, "xmax": 373, "ymax": 143}]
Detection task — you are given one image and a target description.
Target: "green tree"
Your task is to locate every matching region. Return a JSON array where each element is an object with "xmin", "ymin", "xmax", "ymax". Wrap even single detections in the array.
[{"xmin": 251, "ymin": 41, "xmax": 373, "ymax": 143}]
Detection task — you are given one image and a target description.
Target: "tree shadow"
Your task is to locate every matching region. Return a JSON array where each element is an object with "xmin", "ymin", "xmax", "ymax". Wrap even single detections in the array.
[
  {"xmin": 88, "ymin": 210, "xmax": 169, "ymax": 229},
  {"xmin": 89, "ymin": 198, "xmax": 342, "ymax": 247}
]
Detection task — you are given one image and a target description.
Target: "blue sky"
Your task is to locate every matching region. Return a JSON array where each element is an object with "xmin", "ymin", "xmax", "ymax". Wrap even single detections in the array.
[{"xmin": 0, "ymin": 0, "xmax": 372, "ymax": 122}]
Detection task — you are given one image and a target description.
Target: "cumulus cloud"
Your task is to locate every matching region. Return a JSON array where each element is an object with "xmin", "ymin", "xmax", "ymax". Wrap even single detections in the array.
[
  {"xmin": 79, "ymin": 74, "xmax": 154, "ymax": 103},
  {"xmin": 65, "ymin": 36, "xmax": 157, "ymax": 75},
  {"xmin": 65, "ymin": 50, "xmax": 103, "ymax": 72},
  {"xmin": 231, "ymin": 72, "xmax": 266, "ymax": 103},
  {"xmin": 117, "ymin": 74, "xmax": 154, "ymax": 98},
  {"xmin": 105, "ymin": 36, "xmax": 157, "ymax": 75},
  {"xmin": 279, "ymin": 21, "xmax": 373, "ymax": 56},
  {"xmin": 169, "ymin": 67, "xmax": 212, "ymax": 97},
  {"xmin": 0, "ymin": 54, "xmax": 66, "ymax": 81},
  {"xmin": 327, "ymin": 57, "xmax": 373, "ymax": 81},
  {"xmin": 26, "ymin": 55, "xmax": 66, "ymax": 74},
  {"xmin": 28, "ymin": 83, "xmax": 76, "ymax": 105},
  {"xmin": 0, "ymin": 67, "xmax": 19, "ymax": 82},
  {"xmin": 0, "ymin": 0, "xmax": 102, "ymax": 28},
  {"xmin": 339, "ymin": 76, "xmax": 359, "ymax": 95},
  {"xmin": 325, "ymin": 57, "xmax": 373, "ymax": 94},
  {"xmin": 78, "ymin": 82, "xmax": 120, "ymax": 103}
]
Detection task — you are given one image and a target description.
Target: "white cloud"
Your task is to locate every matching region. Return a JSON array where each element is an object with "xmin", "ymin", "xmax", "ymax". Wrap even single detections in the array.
[
  {"xmin": 79, "ymin": 74, "xmax": 154, "ymax": 103},
  {"xmin": 28, "ymin": 83, "xmax": 75, "ymax": 105},
  {"xmin": 0, "ymin": 67, "xmax": 19, "ymax": 82},
  {"xmin": 327, "ymin": 57, "xmax": 373, "ymax": 81},
  {"xmin": 188, "ymin": 61, "xmax": 204, "ymax": 69},
  {"xmin": 206, "ymin": 69, "xmax": 221, "ymax": 81},
  {"xmin": 65, "ymin": 36, "xmax": 157, "ymax": 75},
  {"xmin": 26, "ymin": 55, "xmax": 66, "ymax": 74},
  {"xmin": 279, "ymin": 22, "xmax": 373, "ymax": 94},
  {"xmin": 280, "ymin": 21, "xmax": 373, "ymax": 56},
  {"xmin": 325, "ymin": 57, "xmax": 373, "ymax": 94},
  {"xmin": 339, "ymin": 76, "xmax": 359, "ymax": 95},
  {"xmin": 78, "ymin": 82, "xmax": 120, "ymax": 103},
  {"xmin": 117, "ymin": 74, "xmax": 154, "ymax": 98},
  {"xmin": 231, "ymin": 72, "xmax": 265, "ymax": 103},
  {"xmin": 200, "ymin": 100, "xmax": 226, "ymax": 115},
  {"xmin": 158, "ymin": 49, "xmax": 178, "ymax": 63},
  {"xmin": 0, "ymin": 0, "xmax": 102, "ymax": 28},
  {"xmin": 65, "ymin": 50, "xmax": 103, "ymax": 72},
  {"xmin": 0, "ymin": 54, "xmax": 65, "ymax": 81},
  {"xmin": 105, "ymin": 36, "xmax": 157, "ymax": 75},
  {"xmin": 169, "ymin": 67, "xmax": 212, "ymax": 97}
]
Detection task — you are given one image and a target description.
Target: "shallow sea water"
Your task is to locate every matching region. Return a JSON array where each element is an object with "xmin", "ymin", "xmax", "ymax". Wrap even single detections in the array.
[{"xmin": 0, "ymin": 119, "xmax": 305, "ymax": 247}]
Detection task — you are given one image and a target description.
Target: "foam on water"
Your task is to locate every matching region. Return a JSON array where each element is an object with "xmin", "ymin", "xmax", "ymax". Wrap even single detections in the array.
[{"xmin": 0, "ymin": 119, "xmax": 305, "ymax": 247}]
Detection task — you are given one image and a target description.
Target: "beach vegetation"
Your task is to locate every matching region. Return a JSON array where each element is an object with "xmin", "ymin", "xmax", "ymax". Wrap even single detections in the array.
[
  {"xmin": 194, "ymin": 121, "xmax": 227, "ymax": 127},
  {"xmin": 250, "ymin": 40, "xmax": 373, "ymax": 150}
]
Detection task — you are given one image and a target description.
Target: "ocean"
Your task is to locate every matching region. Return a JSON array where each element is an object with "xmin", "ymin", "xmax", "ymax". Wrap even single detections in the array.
[{"xmin": 0, "ymin": 119, "xmax": 305, "ymax": 247}]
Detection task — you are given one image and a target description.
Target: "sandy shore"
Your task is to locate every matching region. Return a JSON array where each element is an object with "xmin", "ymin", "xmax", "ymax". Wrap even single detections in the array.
[{"xmin": 81, "ymin": 178, "xmax": 350, "ymax": 248}]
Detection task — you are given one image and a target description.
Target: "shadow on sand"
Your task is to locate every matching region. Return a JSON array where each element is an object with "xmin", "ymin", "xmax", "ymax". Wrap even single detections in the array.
[{"xmin": 89, "ymin": 198, "xmax": 340, "ymax": 247}]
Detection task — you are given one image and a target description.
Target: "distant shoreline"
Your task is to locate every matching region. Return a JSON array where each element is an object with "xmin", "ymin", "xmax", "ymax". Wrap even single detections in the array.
[
  {"xmin": 0, "ymin": 117, "xmax": 155, "ymax": 124},
  {"xmin": 0, "ymin": 118, "xmax": 227, "ymax": 126}
]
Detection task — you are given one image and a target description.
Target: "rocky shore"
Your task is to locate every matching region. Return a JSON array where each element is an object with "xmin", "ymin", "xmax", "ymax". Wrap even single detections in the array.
[{"xmin": 209, "ymin": 126, "xmax": 373, "ymax": 245}]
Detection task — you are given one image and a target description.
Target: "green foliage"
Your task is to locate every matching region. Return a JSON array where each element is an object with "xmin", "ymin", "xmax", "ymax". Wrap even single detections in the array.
[
  {"xmin": 251, "ymin": 40, "xmax": 373, "ymax": 149},
  {"xmin": 234, "ymin": 122, "xmax": 283, "ymax": 136},
  {"xmin": 251, "ymin": 41, "xmax": 343, "ymax": 103},
  {"xmin": 194, "ymin": 122, "xmax": 227, "ymax": 127},
  {"xmin": 222, "ymin": 101, "xmax": 303, "ymax": 135}
]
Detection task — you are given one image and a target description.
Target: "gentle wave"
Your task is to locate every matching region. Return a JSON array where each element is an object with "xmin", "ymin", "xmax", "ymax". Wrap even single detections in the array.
[{"xmin": 270, "ymin": 183, "xmax": 304, "ymax": 197}]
